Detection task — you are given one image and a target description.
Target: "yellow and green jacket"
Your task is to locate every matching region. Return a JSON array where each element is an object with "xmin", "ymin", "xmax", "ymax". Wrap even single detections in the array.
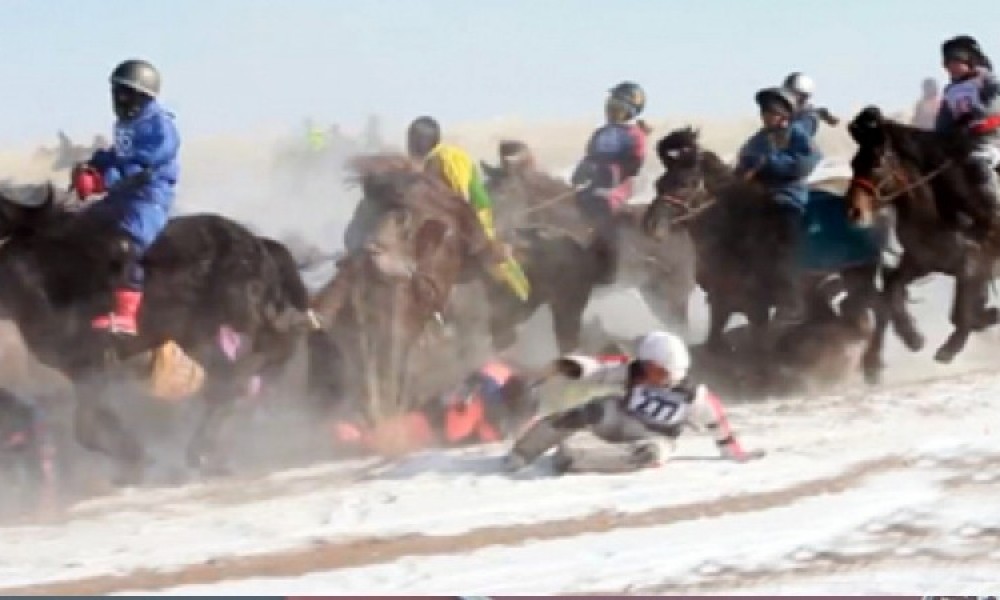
[
  {"xmin": 423, "ymin": 142, "xmax": 530, "ymax": 301},
  {"xmin": 424, "ymin": 142, "xmax": 497, "ymax": 239}
]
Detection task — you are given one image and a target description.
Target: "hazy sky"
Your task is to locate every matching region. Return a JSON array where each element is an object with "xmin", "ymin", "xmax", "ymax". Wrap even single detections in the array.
[{"xmin": 4, "ymin": 0, "xmax": 999, "ymax": 145}]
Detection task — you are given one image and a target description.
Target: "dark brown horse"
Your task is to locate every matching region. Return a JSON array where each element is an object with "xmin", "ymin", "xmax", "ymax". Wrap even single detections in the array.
[
  {"xmin": 0, "ymin": 186, "xmax": 314, "ymax": 485},
  {"xmin": 310, "ymin": 155, "xmax": 496, "ymax": 423},
  {"xmin": 473, "ymin": 140, "xmax": 696, "ymax": 353},
  {"xmin": 845, "ymin": 106, "xmax": 1000, "ymax": 368},
  {"xmin": 644, "ymin": 126, "xmax": 889, "ymax": 383}
]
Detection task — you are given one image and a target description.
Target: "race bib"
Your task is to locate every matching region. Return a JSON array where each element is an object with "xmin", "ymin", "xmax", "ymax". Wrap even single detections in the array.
[
  {"xmin": 115, "ymin": 127, "xmax": 134, "ymax": 157},
  {"xmin": 944, "ymin": 79, "xmax": 981, "ymax": 118},
  {"xmin": 625, "ymin": 387, "xmax": 688, "ymax": 426}
]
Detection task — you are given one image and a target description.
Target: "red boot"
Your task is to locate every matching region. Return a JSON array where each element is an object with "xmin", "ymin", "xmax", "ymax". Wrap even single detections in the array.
[{"xmin": 92, "ymin": 288, "xmax": 142, "ymax": 335}]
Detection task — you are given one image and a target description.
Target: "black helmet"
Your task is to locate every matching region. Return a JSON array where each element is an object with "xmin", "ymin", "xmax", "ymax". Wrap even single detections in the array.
[
  {"xmin": 608, "ymin": 81, "xmax": 646, "ymax": 117},
  {"xmin": 942, "ymin": 35, "xmax": 992, "ymax": 69},
  {"xmin": 755, "ymin": 87, "xmax": 796, "ymax": 117},
  {"xmin": 407, "ymin": 116, "xmax": 441, "ymax": 159},
  {"xmin": 110, "ymin": 59, "xmax": 161, "ymax": 98}
]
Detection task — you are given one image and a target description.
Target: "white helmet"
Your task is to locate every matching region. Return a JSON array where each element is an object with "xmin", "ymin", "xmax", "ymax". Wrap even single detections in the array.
[
  {"xmin": 782, "ymin": 72, "xmax": 815, "ymax": 97},
  {"xmin": 636, "ymin": 331, "xmax": 690, "ymax": 380}
]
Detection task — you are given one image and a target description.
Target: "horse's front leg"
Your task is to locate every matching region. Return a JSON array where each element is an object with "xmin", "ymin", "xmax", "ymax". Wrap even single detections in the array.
[
  {"xmin": 73, "ymin": 376, "xmax": 147, "ymax": 486},
  {"xmin": 704, "ymin": 294, "xmax": 732, "ymax": 352},
  {"xmin": 937, "ymin": 263, "xmax": 996, "ymax": 363},
  {"xmin": 885, "ymin": 255, "xmax": 930, "ymax": 352},
  {"xmin": 839, "ymin": 264, "xmax": 887, "ymax": 384}
]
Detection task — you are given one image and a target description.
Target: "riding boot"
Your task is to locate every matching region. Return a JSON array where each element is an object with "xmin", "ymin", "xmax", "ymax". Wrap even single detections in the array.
[
  {"xmin": 93, "ymin": 239, "xmax": 144, "ymax": 336},
  {"xmin": 92, "ymin": 288, "xmax": 142, "ymax": 335}
]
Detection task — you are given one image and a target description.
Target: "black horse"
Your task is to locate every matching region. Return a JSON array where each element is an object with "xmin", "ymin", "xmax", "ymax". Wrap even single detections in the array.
[
  {"xmin": 845, "ymin": 105, "xmax": 1000, "ymax": 367},
  {"xmin": 645, "ymin": 126, "xmax": 889, "ymax": 383},
  {"xmin": 0, "ymin": 186, "xmax": 316, "ymax": 485}
]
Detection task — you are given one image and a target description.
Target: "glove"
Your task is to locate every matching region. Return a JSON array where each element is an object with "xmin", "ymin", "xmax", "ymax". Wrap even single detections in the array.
[{"xmin": 816, "ymin": 107, "xmax": 840, "ymax": 126}]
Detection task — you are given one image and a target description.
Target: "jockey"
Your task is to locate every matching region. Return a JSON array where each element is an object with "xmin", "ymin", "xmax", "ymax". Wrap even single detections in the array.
[
  {"xmin": 781, "ymin": 72, "xmax": 840, "ymax": 138},
  {"xmin": 73, "ymin": 59, "xmax": 180, "ymax": 335},
  {"xmin": 936, "ymin": 35, "xmax": 1000, "ymax": 241},
  {"xmin": 506, "ymin": 330, "xmax": 751, "ymax": 471},
  {"xmin": 332, "ymin": 358, "xmax": 536, "ymax": 453},
  {"xmin": 406, "ymin": 116, "xmax": 531, "ymax": 301},
  {"xmin": 571, "ymin": 82, "xmax": 649, "ymax": 280},
  {"xmin": 736, "ymin": 87, "xmax": 823, "ymax": 326}
]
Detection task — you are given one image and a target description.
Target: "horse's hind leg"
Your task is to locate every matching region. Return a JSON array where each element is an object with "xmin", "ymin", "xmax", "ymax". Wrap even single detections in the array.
[
  {"xmin": 73, "ymin": 379, "xmax": 146, "ymax": 486},
  {"xmin": 937, "ymin": 274, "xmax": 993, "ymax": 363}
]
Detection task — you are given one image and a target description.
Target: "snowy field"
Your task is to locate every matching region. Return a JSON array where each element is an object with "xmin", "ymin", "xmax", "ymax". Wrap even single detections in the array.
[{"xmin": 1, "ymin": 352, "xmax": 999, "ymax": 595}]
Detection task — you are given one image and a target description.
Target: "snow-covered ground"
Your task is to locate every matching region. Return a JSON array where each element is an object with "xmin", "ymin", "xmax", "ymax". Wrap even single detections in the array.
[{"xmin": 2, "ymin": 358, "xmax": 999, "ymax": 595}]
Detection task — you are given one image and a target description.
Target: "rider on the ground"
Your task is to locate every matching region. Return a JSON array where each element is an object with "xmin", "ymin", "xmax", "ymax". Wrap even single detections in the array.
[
  {"xmin": 781, "ymin": 72, "xmax": 840, "ymax": 138},
  {"xmin": 936, "ymin": 35, "xmax": 1000, "ymax": 242},
  {"xmin": 571, "ymin": 82, "xmax": 649, "ymax": 281},
  {"xmin": 75, "ymin": 59, "xmax": 181, "ymax": 336},
  {"xmin": 406, "ymin": 116, "xmax": 531, "ymax": 301},
  {"xmin": 735, "ymin": 86, "xmax": 823, "ymax": 326},
  {"xmin": 507, "ymin": 331, "xmax": 749, "ymax": 471}
]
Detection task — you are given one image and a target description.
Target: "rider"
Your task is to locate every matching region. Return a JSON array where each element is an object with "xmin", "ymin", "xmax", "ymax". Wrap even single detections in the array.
[
  {"xmin": 781, "ymin": 72, "xmax": 840, "ymax": 138},
  {"xmin": 406, "ymin": 116, "xmax": 531, "ymax": 301},
  {"xmin": 74, "ymin": 59, "xmax": 180, "ymax": 335},
  {"xmin": 735, "ymin": 87, "xmax": 823, "ymax": 326},
  {"xmin": 505, "ymin": 330, "xmax": 750, "ymax": 472},
  {"xmin": 571, "ymin": 82, "xmax": 649, "ymax": 282},
  {"xmin": 935, "ymin": 35, "xmax": 1000, "ymax": 241}
]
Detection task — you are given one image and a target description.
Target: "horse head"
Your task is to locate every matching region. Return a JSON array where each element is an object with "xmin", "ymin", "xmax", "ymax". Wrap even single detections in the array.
[
  {"xmin": 644, "ymin": 126, "xmax": 719, "ymax": 236},
  {"xmin": 846, "ymin": 104, "xmax": 969, "ymax": 227},
  {"xmin": 656, "ymin": 126, "xmax": 701, "ymax": 171}
]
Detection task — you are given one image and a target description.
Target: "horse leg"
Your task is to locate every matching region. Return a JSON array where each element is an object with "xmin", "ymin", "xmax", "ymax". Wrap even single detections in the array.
[
  {"xmin": 840, "ymin": 265, "xmax": 887, "ymax": 385},
  {"xmin": 73, "ymin": 378, "xmax": 146, "ymax": 486},
  {"xmin": 704, "ymin": 295, "xmax": 732, "ymax": 353},
  {"xmin": 638, "ymin": 279, "xmax": 690, "ymax": 338},
  {"xmin": 936, "ymin": 272, "xmax": 992, "ymax": 363},
  {"xmin": 551, "ymin": 289, "xmax": 591, "ymax": 354},
  {"xmin": 185, "ymin": 375, "xmax": 241, "ymax": 477},
  {"xmin": 884, "ymin": 256, "xmax": 929, "ymax": 352}
]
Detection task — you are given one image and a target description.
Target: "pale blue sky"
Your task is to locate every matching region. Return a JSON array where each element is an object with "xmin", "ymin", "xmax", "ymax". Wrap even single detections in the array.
[{"xmin": 3, "ymin": 0, "xmax": 999, "ymax": 144}]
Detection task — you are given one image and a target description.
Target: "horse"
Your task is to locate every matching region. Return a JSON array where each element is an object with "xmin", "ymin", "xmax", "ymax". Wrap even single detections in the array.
[
  {"xmin": 0, "ymin": 186, "xmax": 316, "ymax": 485},
  {"xmin": 309, "ymin": 154, "xmax": 494, "ymax": 424},
  {"xmin": 644, "ymin": 126, "xmax": 889, "ymax": 384},
  {"xmin": 845, "ymin": 105, "xmax": 1000, "ymax": 368},
  {"xmin": 470, "ymin": 140, "xmax": 696, "ymax": 353}
]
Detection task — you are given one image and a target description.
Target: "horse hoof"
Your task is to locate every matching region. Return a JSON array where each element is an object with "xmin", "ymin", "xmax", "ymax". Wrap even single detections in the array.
[
  {"xmin": 900, "ymin": 331, "xmax": 925, "ymax": 353},
  {"xmin": 934, "ymin": 344, "xmax": 960, "ymax": 364},
  {"xmin": 862, "ymin": 363, "xmax": 883, "ymax": 386}
]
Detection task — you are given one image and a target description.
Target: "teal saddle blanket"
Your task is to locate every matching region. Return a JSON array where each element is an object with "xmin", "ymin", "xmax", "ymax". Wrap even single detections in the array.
[{"xmin": 798, "ymin": 189, "xmax": 882, "ymax": 272}]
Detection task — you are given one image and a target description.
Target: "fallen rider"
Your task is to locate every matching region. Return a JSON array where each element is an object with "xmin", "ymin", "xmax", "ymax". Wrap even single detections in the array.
[
  {"xmin": 332, "ymin": 359, "xmax": 540, "ymax": 455},
  {"xmin": 506, "ymin": 330, "xmax": 762, "ymax": 473}
]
